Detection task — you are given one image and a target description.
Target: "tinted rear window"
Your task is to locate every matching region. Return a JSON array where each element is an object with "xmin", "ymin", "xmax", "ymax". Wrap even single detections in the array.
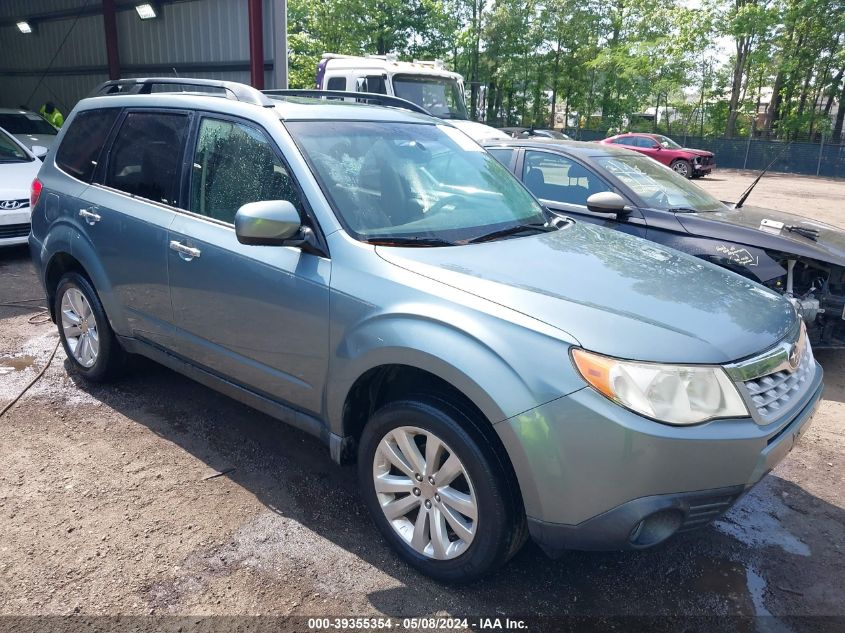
[
  {"xmin": 0, "ymin": 112, "xmax": 57, "ymax": 135},
  {"xmin": 56, "ymin": 108, "xmax": 120, "ymax": 182},
  {"xmin": 104, "ymin": 111, "xmax": 189, "ymax": 206}
]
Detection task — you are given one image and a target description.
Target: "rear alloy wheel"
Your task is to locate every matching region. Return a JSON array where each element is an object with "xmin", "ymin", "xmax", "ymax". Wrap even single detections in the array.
[
  {"xmin": 671, "ymin": 159, "xmax": 692, "ymax": 179},
  {"xmin": 55, "ymin": 272, "xmax": 125, "ymax": 382},
  {"xmin": 61, "ymin": 287, "xmax": 99, "ymax": 368},
  {"xmin": 358, "ymin": 398, "xmax": 525, "ymax": 583}
]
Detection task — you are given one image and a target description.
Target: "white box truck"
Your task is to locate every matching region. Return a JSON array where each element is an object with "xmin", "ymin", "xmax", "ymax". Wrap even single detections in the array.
[{"xmin": 316, "ymin": 54, "xmax": 508, "ymax": 142}]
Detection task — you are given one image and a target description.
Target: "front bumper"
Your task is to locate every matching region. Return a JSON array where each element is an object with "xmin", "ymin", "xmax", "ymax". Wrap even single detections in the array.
[
  {"xmin": 495, "ymin": 363, "xmax": 823, "ymax": 556},
  {"xmin": 0, "ymin": 209, "xmax": 31, "ymax": 246}
]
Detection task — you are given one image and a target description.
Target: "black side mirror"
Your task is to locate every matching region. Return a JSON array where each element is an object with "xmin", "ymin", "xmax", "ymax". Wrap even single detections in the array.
[{"xmin": 586, "ymin": 192, "xmax": 632, "ymax": 218}]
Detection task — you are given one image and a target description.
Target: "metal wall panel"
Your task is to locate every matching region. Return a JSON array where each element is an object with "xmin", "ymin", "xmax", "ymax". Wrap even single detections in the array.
[
  {"xmin": 117, "ymin": 0, "xmax": 251, "ymax": 65},
  {"xmin": 0, "ymin": 0, "xmax": 278, "ymax": 110},
  {"xmin": 0, "ymin": 15, "xmax": 106, "ymax": 69},
  {"xmin": 0, "ymin": 0, "xmax": 82, "ymax": 20},
  {"xmin": 1, "ymin": 73, "xmax": 110, "ymax": 111}
]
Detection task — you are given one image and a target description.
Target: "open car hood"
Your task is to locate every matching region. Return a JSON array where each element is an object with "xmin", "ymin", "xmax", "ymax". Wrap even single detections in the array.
[{"xmin": 675, "ymin": 205, "xmax": 845, "ymax": 266}]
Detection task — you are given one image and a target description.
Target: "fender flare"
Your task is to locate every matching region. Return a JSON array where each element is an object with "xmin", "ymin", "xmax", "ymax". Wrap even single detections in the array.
[
  {"xmin": 326, "ymin": 311, "xmax": 575, "ymax": 436},
  {"xmin": 42, "ymin": 222, "xmax": 126, "ymax": 333}
]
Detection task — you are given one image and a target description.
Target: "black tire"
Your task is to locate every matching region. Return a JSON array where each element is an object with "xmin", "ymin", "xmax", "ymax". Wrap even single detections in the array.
[
  {"xmin": 54, "ymin": 272, "xmax": 125, "ymax": 382},
  {"xmin": 358, "ymin": 397, "xmax": 525, "ymax": 583},
  {"xmin": 671, "ymin": 159, "xmax": 693, "ymax": 179}
]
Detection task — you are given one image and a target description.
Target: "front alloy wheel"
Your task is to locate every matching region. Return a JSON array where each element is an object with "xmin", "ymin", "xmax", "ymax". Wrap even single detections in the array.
[
  {"xmin": 358, "ymin": 398, "xmax": 526, "ymax": 582},
  {"xmin": 671, "ymin": 159, "xmax": 692, "ymax": 178},
  {"xmin": 373, "ymin": 426, "xmax": 478, "ymax": 560}
]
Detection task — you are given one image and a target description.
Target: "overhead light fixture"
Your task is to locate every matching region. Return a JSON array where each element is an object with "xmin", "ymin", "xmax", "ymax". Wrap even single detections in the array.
[
  {"xmin": 135, "ymin": 3, "xmax": 159, "ymax": 20},
  {"xmin": 16, "ymin": 21, "xmax": 33, "ymax": 34}
]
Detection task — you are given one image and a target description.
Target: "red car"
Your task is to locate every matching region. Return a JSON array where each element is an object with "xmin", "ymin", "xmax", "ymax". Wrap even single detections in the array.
[{"xmin": 600, "ymin": 133, "xmax": 715, "ymax": 179}]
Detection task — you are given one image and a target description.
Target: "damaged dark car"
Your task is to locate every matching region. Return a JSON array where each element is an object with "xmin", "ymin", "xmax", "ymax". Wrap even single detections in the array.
[{"xmin": 484, "ymin": 139, "xmax": 845, "ymax": 348}]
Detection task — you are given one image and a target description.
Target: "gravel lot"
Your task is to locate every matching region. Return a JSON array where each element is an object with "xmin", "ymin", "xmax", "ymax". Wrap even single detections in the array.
[{"xmin": 1, "ymin": 170, "xmax": 843, "ymax": 631}]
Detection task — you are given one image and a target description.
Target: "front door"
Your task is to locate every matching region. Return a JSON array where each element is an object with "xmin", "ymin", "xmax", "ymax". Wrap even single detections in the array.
[
  {"xmin": 520, "ymin": 149, "xmax": 647, "ymax": 238},
  {"xmin": 167, "ymin": 115, "xmax": 331, "ymax": 415}
]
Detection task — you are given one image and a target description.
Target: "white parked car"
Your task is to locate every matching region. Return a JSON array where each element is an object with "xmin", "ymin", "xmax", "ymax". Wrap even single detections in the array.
[
  {"xmin": 0, "ymin": 108, "xmax": 59, "ymax": 152},
  {"xmin": 0, "ymin": 127, "xmax": 45, "ymax": 247}
]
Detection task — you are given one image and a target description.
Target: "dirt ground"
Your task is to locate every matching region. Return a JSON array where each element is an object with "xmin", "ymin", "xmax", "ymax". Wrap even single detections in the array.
[
  {"xmin": 1, "ymin": 169, "xmax": 843, "ymax": 631},
  {"xmin": 696, "ymin": 169, "xmax": 845, "ymax": 230}
]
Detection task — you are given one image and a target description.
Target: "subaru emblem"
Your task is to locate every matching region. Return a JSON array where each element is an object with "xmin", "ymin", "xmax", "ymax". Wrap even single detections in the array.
[{"xmin": 788, "ymin": 344, "xmax": 801, "ymax": 370}]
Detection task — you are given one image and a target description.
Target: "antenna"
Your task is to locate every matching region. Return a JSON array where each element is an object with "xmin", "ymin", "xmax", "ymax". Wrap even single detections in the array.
[{"xmin": 735, "ymin": 141, "xmax": 792, "ymax": 209}]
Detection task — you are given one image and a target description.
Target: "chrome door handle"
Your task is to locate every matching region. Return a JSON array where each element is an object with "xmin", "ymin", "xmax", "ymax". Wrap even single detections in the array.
[
  {"xmin": 79, "ymin": 209, "xmax": 101, "ymax": 225},
  {"xmin": 169, "ymin": 240, "xmax": 201, "ymax": 259}
]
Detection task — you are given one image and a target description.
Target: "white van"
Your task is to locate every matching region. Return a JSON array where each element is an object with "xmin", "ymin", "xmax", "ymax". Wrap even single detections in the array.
[{"xmin": 316, "ymin": 54, "xmax": 508, "ymax": 142}]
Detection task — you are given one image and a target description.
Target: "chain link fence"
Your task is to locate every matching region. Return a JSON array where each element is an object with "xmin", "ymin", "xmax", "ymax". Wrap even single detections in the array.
[{"xmin": 562, "ymin": 129, "xmax": 845, "ymax": 179}]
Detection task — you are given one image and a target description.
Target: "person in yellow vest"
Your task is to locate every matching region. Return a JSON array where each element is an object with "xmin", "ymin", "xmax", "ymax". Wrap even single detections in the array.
[{"xmin": 39, "ymin": 102, "xmax": 64, "ymax": 128}]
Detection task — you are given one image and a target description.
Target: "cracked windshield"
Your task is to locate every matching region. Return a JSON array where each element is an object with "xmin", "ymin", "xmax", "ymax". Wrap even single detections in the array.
[{"xmin": 287, "ymin": 121, "xmax": 548, "ymax": 244}]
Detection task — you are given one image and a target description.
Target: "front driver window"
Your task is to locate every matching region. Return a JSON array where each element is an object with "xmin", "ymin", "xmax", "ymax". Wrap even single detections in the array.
[
  {"xmin": 190, "ymin": 118, "xmax": 303, "ymax": 224},
  {"xmin": 522, "ymin": 151, "xmax": 611, "ymax": 207}
]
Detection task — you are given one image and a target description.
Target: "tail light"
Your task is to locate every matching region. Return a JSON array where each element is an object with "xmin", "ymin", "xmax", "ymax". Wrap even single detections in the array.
[{"xmin": 30, "ymin": 178, "xmax": 42, "ymax": 209}]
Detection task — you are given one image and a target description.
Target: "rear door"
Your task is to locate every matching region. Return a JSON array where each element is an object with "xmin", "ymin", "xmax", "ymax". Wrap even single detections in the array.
[
  {"xmin": 166, "ymin": 115, "xmax": 331, "ymax": 415},
  {"xmin": 519, "ymin": 149, "xmax": 647, "ymax": 237},
  {"xmin": 70, "ymin": 108, "xmax": 190, "ymax": 345}
]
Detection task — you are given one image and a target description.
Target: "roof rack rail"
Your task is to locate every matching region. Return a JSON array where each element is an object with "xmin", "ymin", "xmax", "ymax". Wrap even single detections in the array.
[
  {"xmin": 261, "ymin": 89, "xmax": 431, "ymax": 116},
  {"xmin": 90, "ymin": 78, "xmax": 274, "ymax": 107}
]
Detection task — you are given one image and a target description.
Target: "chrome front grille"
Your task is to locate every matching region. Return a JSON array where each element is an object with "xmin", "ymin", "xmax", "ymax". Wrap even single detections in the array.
[
  {"xmin": 744, "ymin": 341, "xmax": 814, "ymax": 421},
  {"xmin": 725, "ymin": 322, "xmax": 817, "ymax": 425}
]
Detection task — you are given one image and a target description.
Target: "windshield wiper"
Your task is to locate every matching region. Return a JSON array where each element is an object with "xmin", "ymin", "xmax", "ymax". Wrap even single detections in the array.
[
  {"xmin": 666, "ymin": 207, "xmax": 698, "ymax": 213},
  {"xmin": 468, "ymin": 222, "xmax": 554, "ymax": 244},
  {"xmin": 366, "ymin": 236, "xmax": 456, "ymax": 247}
]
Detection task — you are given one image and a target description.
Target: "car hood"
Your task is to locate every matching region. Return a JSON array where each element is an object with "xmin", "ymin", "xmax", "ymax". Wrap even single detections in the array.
[
  {"xmin": 676, "ymin": 204, "xmax": 845, "ymax": 265},
  {"xmin": 680, "ymin": 148, "xmax": 713, "ymax": 157},
  {"xmin": 11, "ymin": 133, "xmax": 54, "ymax": 151},
  {"xmin": 449, "ymin": 119, "xmax": 511, "ymax": 141},
  {"xmin": 376, "ymin": 222, "xmax": 796, "ymax": 364},
  {"xmin": 0, "ymin": 159, "xmax": 40, "ymax": 199}
]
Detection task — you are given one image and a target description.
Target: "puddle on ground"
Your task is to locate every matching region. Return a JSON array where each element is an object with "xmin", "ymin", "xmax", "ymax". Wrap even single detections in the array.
[
  {"xmin": 692, "ymin": 557, "xmax": 793, "ymax": 631},
  {"xmin": 0, "ymin": 355, "xmax": 36, "ymax": 375},
  {"xmin": 745, "ymin": 566, "xmax": 771, "ymax": 616},
  {"xmin": 692, "ymin": 556, "xmax": 748, "ymax": 605},
  {"xmin": 716, "ymin": 483, "xmax": 810, "ymax": 556}
]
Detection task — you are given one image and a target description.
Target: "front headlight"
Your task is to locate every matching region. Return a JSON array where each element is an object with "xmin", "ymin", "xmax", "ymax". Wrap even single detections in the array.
[{"xmin": 571, "ymin": 348, "xmax": 749, "ymax": 425}]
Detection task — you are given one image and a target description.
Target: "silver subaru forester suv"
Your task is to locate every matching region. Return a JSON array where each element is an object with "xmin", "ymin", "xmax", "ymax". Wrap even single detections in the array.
[{"xmin": 29, "ymin": 78, "xmax": 823, "ymax": 582}]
